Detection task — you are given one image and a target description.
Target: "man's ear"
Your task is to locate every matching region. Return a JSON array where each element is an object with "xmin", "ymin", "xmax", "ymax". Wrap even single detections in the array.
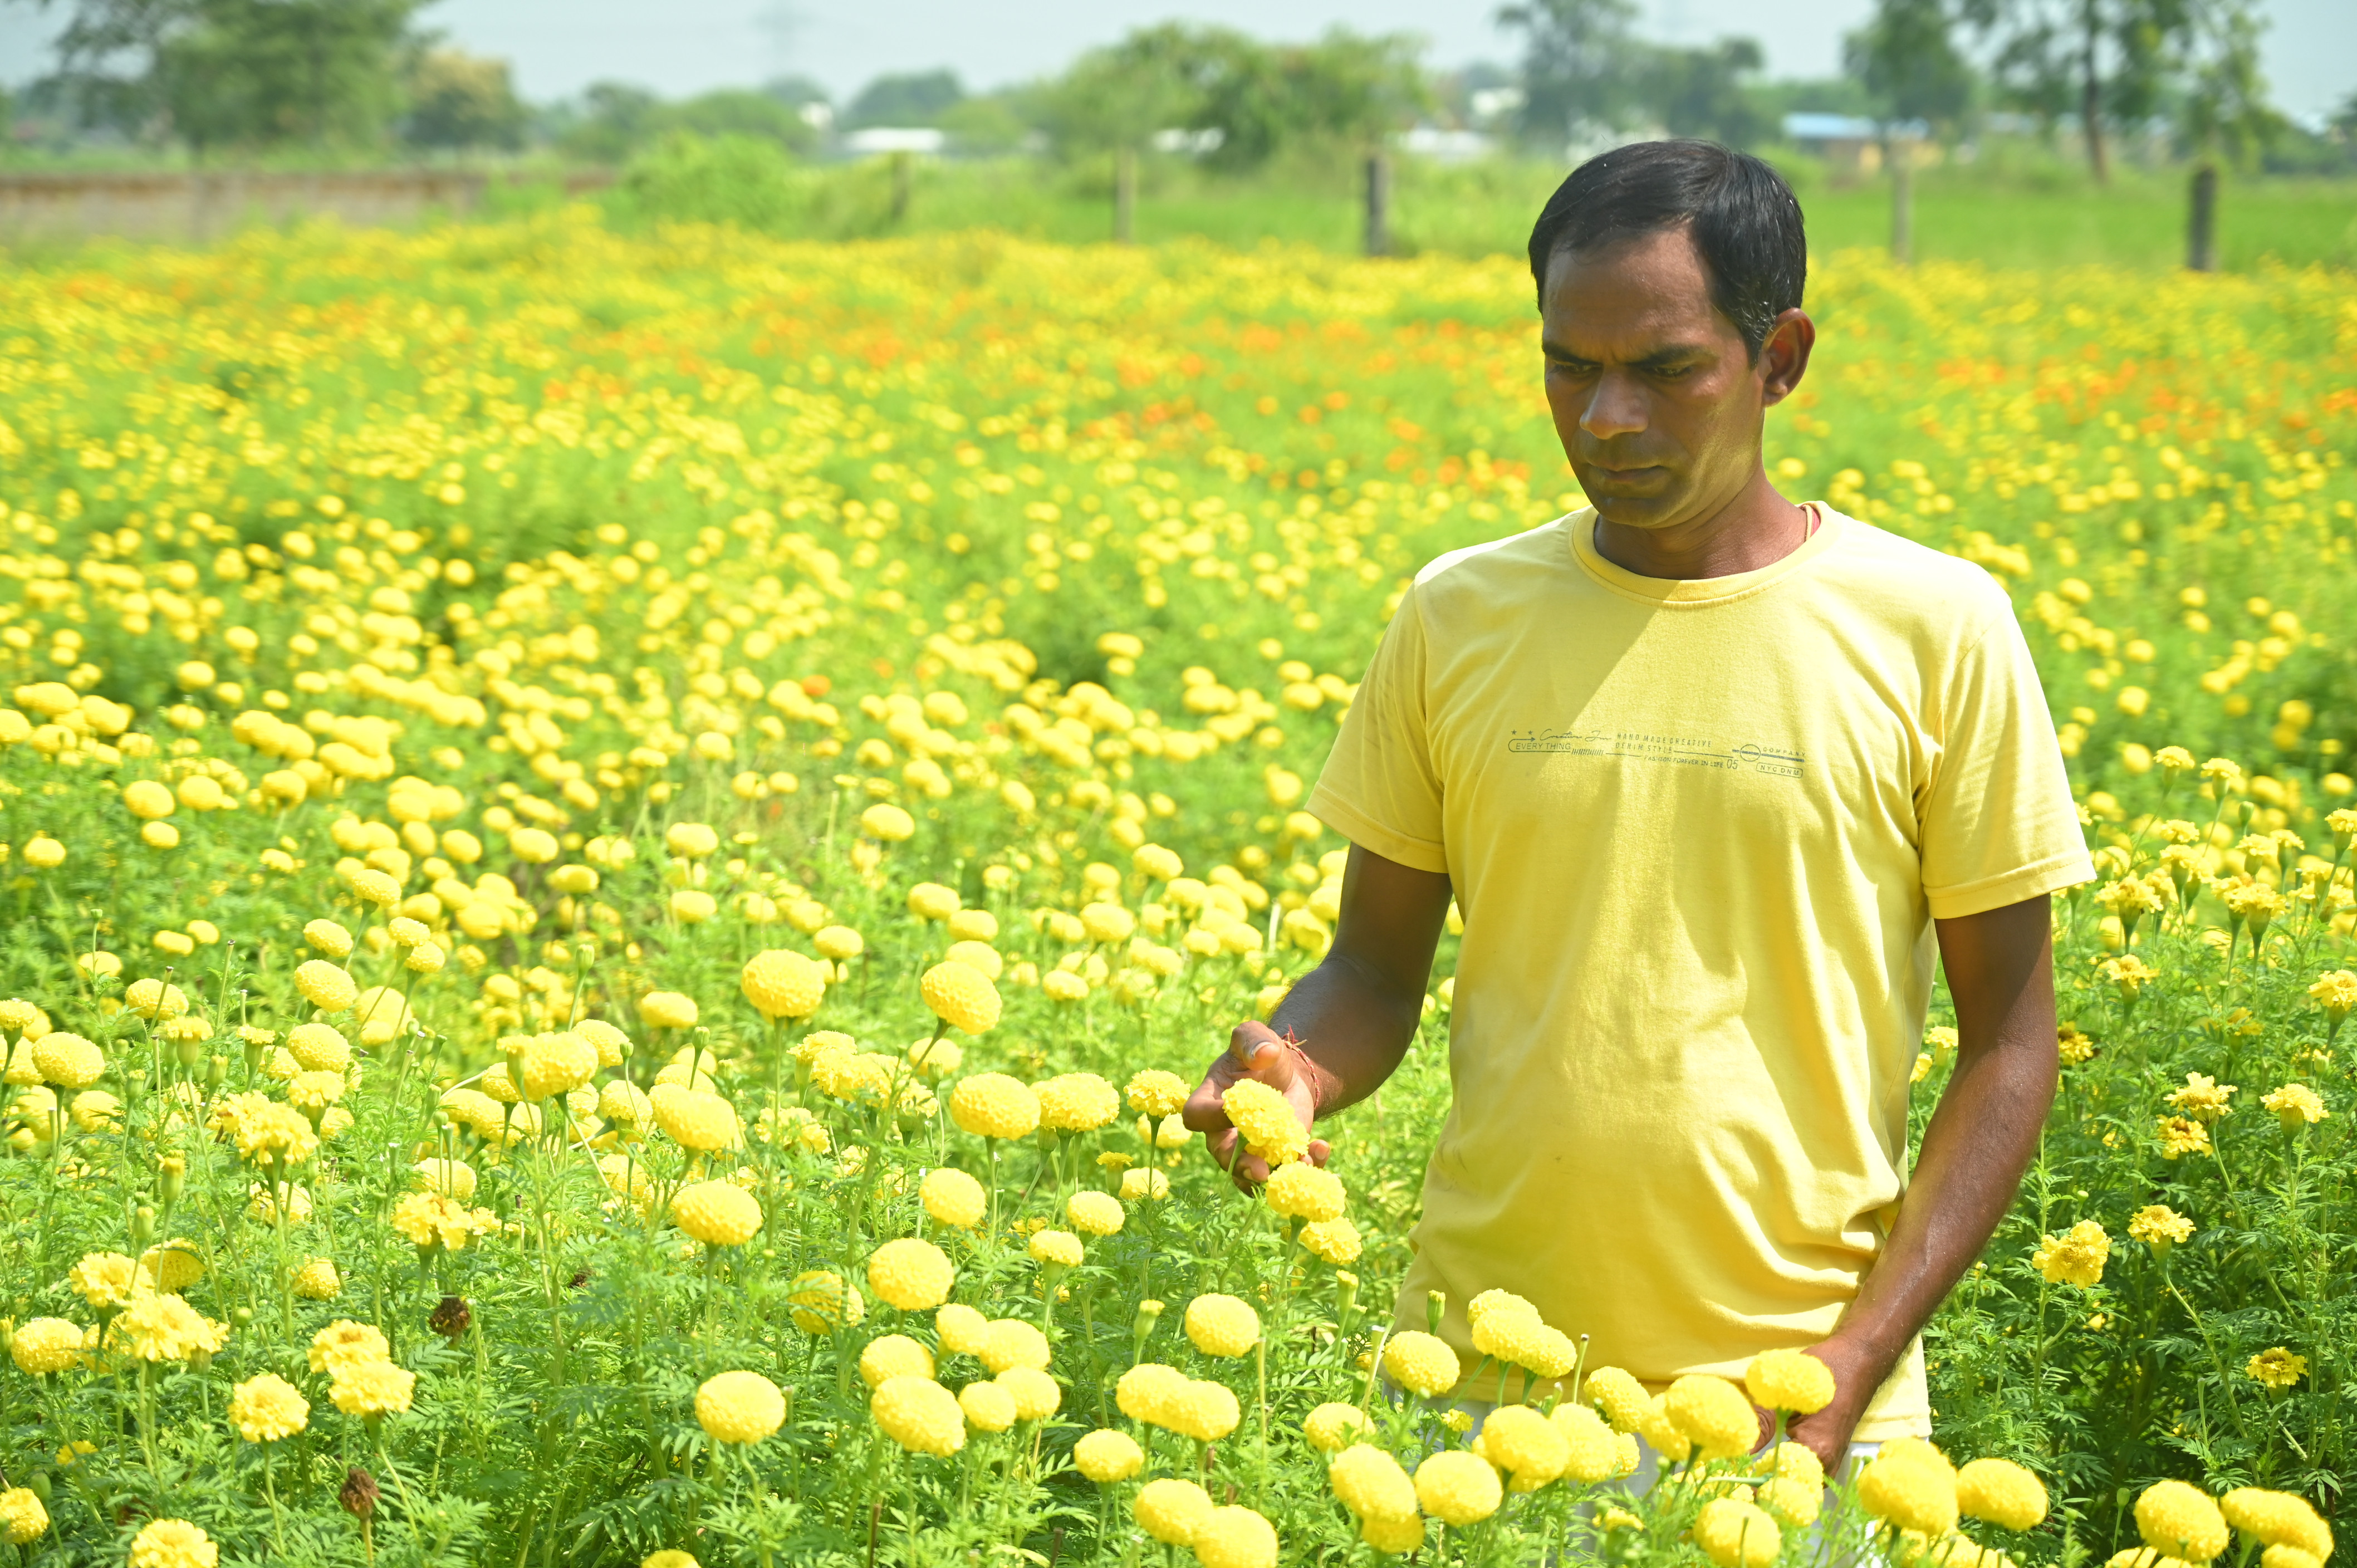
[{"xmin": 1759, "ymin": 308, "xmax": 1816, "ymax": 408}]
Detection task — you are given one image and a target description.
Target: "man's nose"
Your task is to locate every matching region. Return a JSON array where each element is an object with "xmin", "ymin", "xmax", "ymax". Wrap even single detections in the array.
[{"xmin": 1580, "ymin": 370, "xmax": 1647, "ymax": 442}]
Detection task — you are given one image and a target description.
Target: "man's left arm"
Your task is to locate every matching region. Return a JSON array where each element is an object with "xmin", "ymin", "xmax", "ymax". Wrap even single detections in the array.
[{"xmin": 1790, "ymin": 893, "xmax": 2060, "ymax": 1467}]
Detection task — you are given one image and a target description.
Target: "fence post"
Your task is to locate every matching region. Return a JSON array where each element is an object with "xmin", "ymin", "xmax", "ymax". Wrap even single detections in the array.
[{"xmin": 2186, "ymin": 163, "xmax": 2218, "ymax": 273}]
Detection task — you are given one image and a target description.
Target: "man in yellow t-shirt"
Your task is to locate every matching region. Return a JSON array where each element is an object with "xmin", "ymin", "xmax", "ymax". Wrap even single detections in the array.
[{"xmin": 1184, "ymin": 141, "xmax": 2091, "ymax": 1468}]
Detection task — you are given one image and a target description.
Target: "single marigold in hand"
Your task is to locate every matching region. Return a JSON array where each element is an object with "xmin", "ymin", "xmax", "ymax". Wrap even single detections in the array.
[
  {"xmin": 873, "ymin": 1375, "xmax": 964, "ymax": 1456},
  {"xmin": 1745, "ymin": 1347, "xmax": 1836, "ymax": 1414},
  {"xmin": 868, "ymin": 1237, "xmax": 955, "ymax": 1310},
  {"xmin": 1221, "ymin": 1077, "xmax": 1307, "ymax": 1167},
  {"xmin": 697, "ymin": 1370, "xmax": 786, "ymax": 1444}
]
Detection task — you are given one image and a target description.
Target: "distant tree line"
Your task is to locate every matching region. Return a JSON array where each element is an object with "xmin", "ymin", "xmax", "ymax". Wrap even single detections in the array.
[{"xmin": 3, "ymin": 0, "xmax": 2350, "ymax": 182}]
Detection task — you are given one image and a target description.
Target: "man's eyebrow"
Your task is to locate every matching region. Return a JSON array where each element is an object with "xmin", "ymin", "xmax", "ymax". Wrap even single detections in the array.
[{"xmin": 1539, "ymin": 340, "xmax": 1711, "ymax": 365}]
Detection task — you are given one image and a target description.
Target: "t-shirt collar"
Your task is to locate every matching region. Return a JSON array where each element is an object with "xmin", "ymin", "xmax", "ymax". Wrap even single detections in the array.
[{"xmin": 1569, "ymin": 503, "xmax": 1845, "ymax": 606}]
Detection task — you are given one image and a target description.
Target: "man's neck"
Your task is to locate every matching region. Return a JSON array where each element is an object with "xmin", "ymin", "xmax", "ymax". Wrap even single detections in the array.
[{"xmin": 1591, "ymin": 468, "xmax": 1811, "ymax": 582}]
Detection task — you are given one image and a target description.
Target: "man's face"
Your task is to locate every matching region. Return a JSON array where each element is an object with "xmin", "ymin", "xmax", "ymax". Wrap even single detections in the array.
[{"xmin": 1540, "ymin": 226, "xmax": 1802, "ymax": 531}]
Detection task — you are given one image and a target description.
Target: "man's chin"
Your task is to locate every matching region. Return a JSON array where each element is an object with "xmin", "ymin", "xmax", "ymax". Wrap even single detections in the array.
[{"xmin": 1585, "ymin": 492, "xmax": 1684, "ymax": 528}]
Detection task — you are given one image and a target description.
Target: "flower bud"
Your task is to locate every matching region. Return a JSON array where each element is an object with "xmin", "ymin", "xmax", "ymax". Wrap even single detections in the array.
[
  {"xmin": 339, "ymin": 1467, "xmax": 379, "ymax": 1520},
  {"xmin": 1425, "ymin": 1289, "xmax": 1448, "ymax": 1336}
]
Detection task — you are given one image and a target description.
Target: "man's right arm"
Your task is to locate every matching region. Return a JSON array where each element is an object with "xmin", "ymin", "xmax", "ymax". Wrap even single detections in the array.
[{"xmin": 1183, "ymin": 843, "xmax": 1453, "ymax": 1190}]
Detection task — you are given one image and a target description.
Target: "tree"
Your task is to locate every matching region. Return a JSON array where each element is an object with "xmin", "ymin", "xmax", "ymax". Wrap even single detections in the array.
[
  {"xmin": 30, "ymin": 0, "xmax": 427, "ymax": 151},
  {"xmin": 667, "ymin": 89, "xmax": 818, "ymax": 154},
  {"xmin": 555, "ymin": 81, "xmax": 664, "ymax": 163},
  {"xmin": 1957, "ymin": 0, "xmax": 2266, "ymax": 182},
  {"xmin": 841, "ymin": 70, "xmax": 962, "ymax": 129},
  {"xmin": 1844, "ymin": 0, "xmax": 1974, "ymax": 131},
  {"xmin": 1635, "ymin": 37, "xmax": 1772, "ymax": 146},
  {"xmin": 1498, "ymin": 0, "xmax": 1640, "ymax": 143},
  {"xmin": 403, "ymin": 46, "xmax": 523, "ymax": 151}
]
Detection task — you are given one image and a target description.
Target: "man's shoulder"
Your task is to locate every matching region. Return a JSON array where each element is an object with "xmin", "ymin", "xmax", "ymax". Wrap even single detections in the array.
[
  {"xmin": 1410, "ymin": 517, "xmax": 1573, "ymax": 596},
  {"xmin": 1820, "ymin": 510, "xmax": 2017, "ymax": 633}
]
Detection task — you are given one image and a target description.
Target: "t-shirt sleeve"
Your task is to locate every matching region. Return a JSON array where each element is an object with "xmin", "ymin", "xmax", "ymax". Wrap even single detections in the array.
[
  {"xmin": 1919, "ymin": 609, "xmax": 2095, "ymax": 919},
  {"xmin": 1306, "ymin": 586, "xmax": 1449, "ymax": 875}
]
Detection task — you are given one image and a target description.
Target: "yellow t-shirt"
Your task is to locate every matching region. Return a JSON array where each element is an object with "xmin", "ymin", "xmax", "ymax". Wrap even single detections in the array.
[{"xmin": 1309, "ymin": 506, "xmax": 2093, "ymax": 1439}]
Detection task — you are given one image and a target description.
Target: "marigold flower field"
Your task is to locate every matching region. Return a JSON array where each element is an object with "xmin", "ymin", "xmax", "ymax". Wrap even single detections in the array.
[{"xmin": 0, "ymin": 210, "xmax": 2350, "ymax": 1565}]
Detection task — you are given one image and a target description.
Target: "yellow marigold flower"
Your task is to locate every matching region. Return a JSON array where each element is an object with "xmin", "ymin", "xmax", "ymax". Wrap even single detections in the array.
[
  {"xmin": 642, "ymin": 1554, "xmax": 698, "ymax": 1568},
  {"xmin": 649, "ymin": 1083, "xmax": 738, "ymax": 1151},
  {"xmin": 1666, "ymin": 1373, "xmax": 1762, "ymax": 1460},
  {"xmin": 1470, "ymin": 1310, "xmax": 1576, "ymax": 1379},
  {"xmin": 1330, "ymin": 1441, "xmax": 1418, "ymax": 1521},
  {"xmin": 10, "ymin": 1317, "xmax": 85, "ymax": 1375},
  {"xmin": 2169, "ymin": 1072, "xmax": 2237, "ymax": 1124},
  {"xmin": 229, "ymin": 1372, "xmax": 310, "ymax": 1442},
  {"xmin": 1414, "ymin": 1451, "xmax": 1502, "ymax": 1526},
  {"xmin": 996, "ymin": 1365, "xmax": 1061, "ymax": 1422},
  {"xmin": 2157, "ymin": 1116, "xmax": 2212, "ymax": 1159},
  {"xmin": 1123, "ymin": 1069, "xmax": 1188, "ymax": 1117},
  {"xmin": 673, "ymin": 1180, "xmax": 764, "ymax": 1247},
  {"xmin": 1361, "ymin": 1512, "xmax": 1428, "ymax": 1555},
  {"xmin": 1298, "ymin": 1217, "xmax": 1362, "ymax": 1264},
  {"xmin": 2307, "ymin": 969, "xmax": 2357, "ymax": 1021},
  {"xmin": 330, "ymin": 1359, "xmax": 416, "ymax": 1418},
  {"xmin": 415, "ymin": 1157, "xmax": 478, "ymax": 1201},
  {"xmin": 978, "ymin": 1318, "xmax": 1050, "ymax": 1374},
  {"xmin": 1185, "ymin": 1293, "xmax": 1261, "ymax": 1358},
  {"xmin": 917, "ymin": 1167, "xmax": 987, "ymax": 1229},
  {"xmin": 637, "ymin": 991, "xmax": 700, "ymax": 1030},
  {"xmin": 308, "ymin": 1320, "xmax": 391, "ymax": 1375},
  {"xmin": 959, "ymin": 1379, "xmax": 1017, "ymax": 1433},
  {"xmin": 2031, "ymin": 1219, "xmax": 2110, "ymax": 1287},
  {"xmin": 1551, "ymin": 1401, "xmax": 1621, "ymax": 1482},
  {"xmin": 868, "ymin": 1237, "xmax": 956, "ymax": 1311},
  {"xmin": 389, "ymin": 1192, "xmax": 497, "ymax": 1252},
  {"xmin": 139, "ymin": 1241, "xmax": 204, "ymax": 1293},
  {"xmin": 1859, "ymin": 1438, "xmax": 1961, "ymax": 1536},
  {"xmin": 1745, "ymin": 1347, "xmax": 1836, "ymax": 1415},
  {"xmin": 303, "ymin": 919, "xmax": 354, "ymax": 957},
  {"xmin": 1761, "ymin": 1474, "xmax": 1824, "ymax": 1528},
  {"xmin": 2219, "ymin": 1490, "xmax": 2333, "ymax": 1558},
  {"xmin": 1695, "ymin": 1497, "xmax": 1783, "ymax": 1568},
  {"xmin": 124, "ymin": 978, "xmax": 189, "ymax": 1020},
  {"xmin": 32, "ymin": 1032, "xmax": 104, "ymax": 1090},
  {"xmin": 292, "ymin": 1258, "xmax": 341, "ymax": 1300},
  {"xmin": 2130, "ymin": 1204, "xmax": 2194, "ymax": 1253},
  {"xmin": 294, "ymin": 960, "xmax": 358, "ymax": 1013},
  {"xmin": 0, "ymin": 1485, "xmax": 47, "ymax": 1545},
  {"xmin": 785, "ymin": 1270, "xmax": 864, "ymax": 1334},
  {"xmin": 1477, "ymin": 1403, "xmax": 1571, "ymax": 1490},
  {"xmin": 1264, "ymin": 1161, "xmax": 1346, "ymax": 1222},
  {"xmin": 287, "ymin": 1070, "xmax": 346, "ymax": 1112},
  {"xmin": 860, "ymin": 803, "xmax": 916, "ymax": 842},
  {"xmin": 286, "ymin": 1022, "xmax": 351, "ymax": 1073},
  {"xmin": 1382, "ymin": 1330, "xmax": 1461, "ymax": 1398},
  {"xmin": 1303, "ymin": 1402, "xmax": 1369, "ymax": 1453},
  {"xmin": 873, "ymin": 1374, "xmax": 964, "ymax": 1456},
  {"xmin": 111, "ymin": 1292, "xmax": 229, "ymax": 1363},
  {"xmin": 907, "ymin": 881, "xmax": 961, "ymax": 921},
  {"xmin": 1036, "ymin": 1071, "xmax": 1119, "ymax": 1131},
  {"xmin": 2139, "ymin": 1481, "xmax": 2230, "ymax": 1561},
  {"xmin": 696, "ymin": 1370, "xmax": 785, "ymax": 1444},
  {"xmin": 2260, "ymin": 1085, "xmax": 2327, "ymax": 1130},
  {"xmin": 1222, "ymin": 1077, "xmax": 1308, "ymax": 1168},
  {"xmin": 1465, "ymin": 1288, "xmax": 1536, "ymax": 1326},
  {"xmin": 1066, "ymin": 1189, "xmax": 1125, "ymax": 1236},
  {"xmin": 859, "ymin": 1334, "xmax": 934, "ymax": 1389},
  {"xmin": 1029, "ymin": 1228, "xmax": 1084, "ymax": 1268},
  {"xmin": 949, "ymin": 1072, "xmax": 1038, "ymax": 1139},
  {"xmin": 68, "ymin": 1250, "xmax": 140, "ymax": 1309},
  {"xmin": 922, "ymin": 961, "xmax": 1001, "ymax": 1035},
  {"xmin": 815, "ymin": 925, "xmax": 865, "ymax": 961},
  {"xmin": 1115, "ymin": 1361, "xmax": 1184, "ymax": 1424},
  {"xmin": 1074, "ymin": 1428, "xmax": 1144, "ymax": 1482},
  {"xmin": 1167, "ymin": 1379, "xmax": 1242, "ymax": 1444},
  {"xmin": 520, "ymin": 1032, "xmax": 597, "ymax": 1100},
  {"xmin": 934, "ymin": 1302, "xmax": 989, "ymax": 1356},
  {"xmin": 129, "ymin": 1519, "xmax": 218, "ymax": 1568},
  {"xmin": 2245, "ymin": 1347, "xmax": 2306, "ymax": 1390},
  {"xmin": 1192, "ymin": 1506, "xmax": 1278, "ymax": 1568},
  {"xmin": 1958, "ymin": 1458, "xmax": 2050, "ymax": 1531},
  {"xmin": 1135, "ymin": 1477, "xmax": 1215, "ymax": 1545},
  {"xmin": 742, "ymin": 949, "xmax": 827, "ymax": 1021}
]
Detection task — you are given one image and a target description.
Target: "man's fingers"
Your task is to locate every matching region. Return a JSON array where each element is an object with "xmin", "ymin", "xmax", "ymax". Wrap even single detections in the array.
[
  {"xmin": 1205, "ymin": 1126, "xmax": 1239, "ymax": 1172},
  {"xmin": 1181, "ymin": 1070, "xmax": 1236, "ymax": 1133},
  {"xmin": 1307, "ymin": 1138, "xmax": 1332, "ymax": 1168}
]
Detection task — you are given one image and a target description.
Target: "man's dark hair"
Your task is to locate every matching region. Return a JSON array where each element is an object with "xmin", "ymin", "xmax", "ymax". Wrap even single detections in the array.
[{"xmin": 1527, "ymin": 140, "xmax": 1806, "ymax": 360}]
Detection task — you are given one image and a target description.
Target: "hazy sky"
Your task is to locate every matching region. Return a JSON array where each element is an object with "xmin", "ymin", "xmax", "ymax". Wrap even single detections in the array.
[{"xmin": 4, "ymin": 0, "xmax": 2353, "ymax": 122}]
